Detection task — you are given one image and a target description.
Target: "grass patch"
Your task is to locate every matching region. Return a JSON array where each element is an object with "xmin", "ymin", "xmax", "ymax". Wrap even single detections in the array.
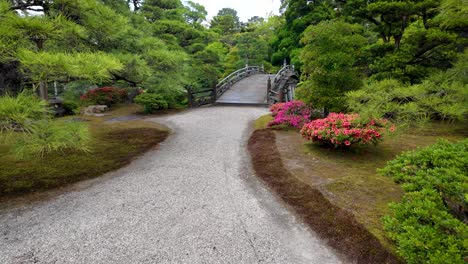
[
  {"xmin": 254, "ymin": 114, "xmax": 273, "ymax": 130},
  {"xmin": 0, "ymin": 104, "xmax": 169, "ymax": 198}
]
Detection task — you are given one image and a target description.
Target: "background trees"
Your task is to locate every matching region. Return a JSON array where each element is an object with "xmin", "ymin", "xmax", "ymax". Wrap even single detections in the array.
[{"xmin": 274, "ymin": 0, "xmax": 467, "ymax": 116}]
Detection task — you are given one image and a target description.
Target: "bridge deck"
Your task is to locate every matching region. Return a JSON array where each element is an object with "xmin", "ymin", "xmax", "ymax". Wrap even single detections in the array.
[{"xmin": 216, "ymin": 74, "xmax": 273, "ymax": 105}]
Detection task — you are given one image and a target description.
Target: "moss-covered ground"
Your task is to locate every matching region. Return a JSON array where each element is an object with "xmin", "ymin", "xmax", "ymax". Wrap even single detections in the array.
[{"xmin": 0, "ymin": 104, "xmax": 170, "ymax": 199}]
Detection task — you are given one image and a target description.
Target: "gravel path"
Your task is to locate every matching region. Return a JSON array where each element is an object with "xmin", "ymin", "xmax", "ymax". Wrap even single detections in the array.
[{"xmin": 0, "ymin": 107, "xmax": 344, "ymax": 264}]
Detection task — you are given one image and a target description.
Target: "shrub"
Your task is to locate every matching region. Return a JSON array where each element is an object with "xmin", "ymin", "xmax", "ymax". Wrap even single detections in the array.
[
  {"xmin": 301, "ymin": 113, "xmax": 393, "ymax": 147},
  {"xmin": 0, "ymin": 91, "xmax": 48, "ymax": 132},
  {"xmin": 134, "ymin": 93, "xmax": 168, "ymax": 114},
  {"xmin": 80, "ymin": 86, "xmax": 127, "ymax": 106},
  {"xmin": 347, "ymin": 77, "xmax": 468, "ymax": 124},
  {"xmin": 269, "ymin": 102, "xmax": 286, "ymax": 117},
  {"xmin": 62, "ymin": 101, "xmax": 79, "ymax": 115},
  {"xmin": 381, "ymin": 139, "xmax": 468, "ymax": 221},
  {"xmin": 267, "ymin": 100, "xmax": 312, "ymax": 128},
  {"xmin": 381, "ymin": 139, "xmax": 468, "ymax": 263}
]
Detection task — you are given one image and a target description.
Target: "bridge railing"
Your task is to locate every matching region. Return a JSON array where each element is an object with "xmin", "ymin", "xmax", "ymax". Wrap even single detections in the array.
[
  {"xmin": 187, "ymin": 65, "xmax": 264, "ymax": 108},
  {"xmin": 215, "ymin": 65, "xmax": 264, "ymax": 98},
  {"xmin": 268, "ymin": 65, "xmax": 298, "ymax": 105}
]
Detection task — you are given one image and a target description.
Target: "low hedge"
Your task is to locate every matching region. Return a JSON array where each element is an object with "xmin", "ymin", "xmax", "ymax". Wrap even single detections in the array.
[{"xmin": 381, "ymin": 139, "xmax": 467, "ymax": 263}]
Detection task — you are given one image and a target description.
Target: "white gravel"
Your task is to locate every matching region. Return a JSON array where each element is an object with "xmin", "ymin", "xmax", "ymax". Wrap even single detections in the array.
[{"xmin": 0, "ymin": 106, "xmax": 344, "ymax": 264}]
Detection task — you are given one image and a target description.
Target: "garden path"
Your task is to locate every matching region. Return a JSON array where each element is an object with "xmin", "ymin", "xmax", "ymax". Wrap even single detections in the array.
[{"xmin": 0, "ymin": 106, "xmax": 344, "ymax": 263}]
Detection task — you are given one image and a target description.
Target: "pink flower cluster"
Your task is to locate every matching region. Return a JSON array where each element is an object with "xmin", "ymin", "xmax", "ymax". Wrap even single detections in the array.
[
  {"xmin": 300, "ymin": 113, "xmax": 393, "ymax": 147},
  {"xmin": 268, "ymin": 101, "xmax": 312, "ymax": 129}
]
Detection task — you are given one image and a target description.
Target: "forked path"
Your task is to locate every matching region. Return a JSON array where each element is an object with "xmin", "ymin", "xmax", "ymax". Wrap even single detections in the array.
[{"xmin": 0, "ymin": 107, "xmax": 344, "ymax": 263}]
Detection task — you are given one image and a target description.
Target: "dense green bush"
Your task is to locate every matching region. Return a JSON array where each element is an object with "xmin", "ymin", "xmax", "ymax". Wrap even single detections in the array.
[
  {"xmin": 347, "ymin": 51, "xmax": 468, "ymax": 124},
  {"xmin": 62, "ymin": 101, "xmax": 79, "ymax": 115},
  {"xmin": 134, "ymin": 93, "xmax": 169, "ymax": 114},
  {"xmin": 381, "ymin": 139, "xmax": 468, "ymax": 263}
]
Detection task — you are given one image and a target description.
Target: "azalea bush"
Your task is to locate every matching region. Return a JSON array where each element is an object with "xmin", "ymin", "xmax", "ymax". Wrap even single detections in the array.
[
  {"xmin": 80, "ymin": 87, "xmax": 127, "ymax": 106},
  {"xmin": 301, "ymin": 113, "xmax": 393, "ymax": 147},
  {"xmin": 267, "ymin": 100, "xmax": 312, "ymax": 128}
]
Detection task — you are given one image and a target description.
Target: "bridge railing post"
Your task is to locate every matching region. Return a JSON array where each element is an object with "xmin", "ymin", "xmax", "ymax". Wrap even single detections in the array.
[
  {"xmin": 187, "ymin": 86, "xmax": 193, "ymax": 108},
  {"xmin": 212, "ymin": 86, "xmax": 217, "ymax": 103},
  {"xmin": 267, "ymin": 77, "xmax": 271, "ymax": 105}
]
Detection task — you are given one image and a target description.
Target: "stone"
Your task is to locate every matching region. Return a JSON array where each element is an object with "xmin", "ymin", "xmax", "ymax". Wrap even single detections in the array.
[{"xmin": 81, "ymin": 105, "xmax": 109, "ymax": 116}]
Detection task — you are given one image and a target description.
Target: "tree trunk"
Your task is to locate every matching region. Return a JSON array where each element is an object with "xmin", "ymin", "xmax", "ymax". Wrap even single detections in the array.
[{"xmin": 39, "ymin": 82, "xmax": 48, "ymax": 100}]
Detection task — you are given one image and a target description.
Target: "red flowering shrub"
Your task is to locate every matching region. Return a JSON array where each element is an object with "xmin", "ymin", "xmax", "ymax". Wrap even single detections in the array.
[
  {"xmin": 268, "ymin": 100, "xmax": 312, "ymax": 128},
  {"xmin": 301, "ymin": 113, "xmax": 394, "ymax": 147},
  {"xmin": 80, "ymin": 87, "xmax": 127, "ymax": 106}
]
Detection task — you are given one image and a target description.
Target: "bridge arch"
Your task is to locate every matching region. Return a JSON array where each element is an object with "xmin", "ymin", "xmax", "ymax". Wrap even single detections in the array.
[{"xmin": 267, "ymin": 65, "xmax": 299, "ymax": 105}]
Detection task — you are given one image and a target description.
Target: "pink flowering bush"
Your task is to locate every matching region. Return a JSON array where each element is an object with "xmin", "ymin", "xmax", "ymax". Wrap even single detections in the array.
[
  {"xmin": 268, "ymin": 100, "xmax": 312, "ymax": 128},
  {"xmin": 301, "ymin": 113, "xmax": 394, "ymax": 147},
  {"xmin": 269, "ymin": 102, "xmax": 286, "ymax": 117}
]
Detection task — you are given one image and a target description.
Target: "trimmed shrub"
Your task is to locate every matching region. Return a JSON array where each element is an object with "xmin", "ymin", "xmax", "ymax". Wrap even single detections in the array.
[
  {"xmin": 134, "ymin": 93, "xmax": 168, "ymax": 114},
  {"xmin": 267, "ymin": 100, "xmax": 312, "ymax": 128},
  {"xmin": 80, "ymin": 86, "xmax": 127, "ymax": 106},
  {"xmin": 301, "ymin": 113, "xmax": 393, "ymax": 147},
  {"xmin": 381, "ymin": 139, "xmax": 468, "ymax": 263}
]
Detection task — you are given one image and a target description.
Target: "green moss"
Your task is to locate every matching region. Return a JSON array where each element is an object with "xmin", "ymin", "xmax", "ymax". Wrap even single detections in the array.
[{"xmin": 254, "ymin": 114, "xmax": 273, "ymax": 130}]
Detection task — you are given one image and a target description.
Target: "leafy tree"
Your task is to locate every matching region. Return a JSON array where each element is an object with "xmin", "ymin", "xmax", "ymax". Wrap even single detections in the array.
[
  {"xmin": 141, "ymin": 0, "xmax": 184, "ymax": 22},
  {"xmin": 210, "ymin": 8, "xmax": 241, "ymax": 34},
  {"xmin": 271, "ymin": 0, "xmax": 336, "ymax": 65},
  {"xmin": 183, "ymin": 0, "xmax": 207, "ymax": 27},
  {"xmin": 234, "ymin": 32, "xmax": 269, "ymax": 66},
  {"xmin": 297, "ymin": 20, "xmax": 368, "ymax": 112}
]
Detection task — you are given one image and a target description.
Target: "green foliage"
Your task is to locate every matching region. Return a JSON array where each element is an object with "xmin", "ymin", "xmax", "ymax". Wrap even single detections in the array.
[
  {"xmin": 134, "ymin": 93, "xmax": 169, "ymax": 113},
  {"xmin": 142, "ymin": 0, "xmax": 184, "ymax": 22},
  {"xmin": 210, "ymin": 8, "xmax": 241, "ymax": 34},
  {"xmin": 381, "ymin": 139, "xmax": 468, "ymax": 263},
  {"xmin": 234, "ymin": 32, "xmax": 269, "ymax": 66},
  {"xmin": 298, "ymin": 20, "xmax": 368, "ymax": 112},
  {"xmin": 435, "ymin": 0, "xmax": 468, "ymax": 31},
  {"xmin": 383, "ymin": 189, "xmax": 467, "ymax": 264},
  {"xmin": 370, "ymin": 21, "xmax": 458, "ymax": 83},
  {"xmin": 0, "ymin": 91, "xmax": 91, "ymax": 158},
  {"xmin": 18, "ymin": 49, "xmax": 123, "ymax": 84},
  {"xmin": 11, "ymin": 120, "xmax": 91, "ymax": 158},
  {"xmin": 0, "ymin": 91, "xmax": 48, "ymax": 132},
  {"xmin": 347, "ymin": 56, "xmax": 468, "ymax": 123}
]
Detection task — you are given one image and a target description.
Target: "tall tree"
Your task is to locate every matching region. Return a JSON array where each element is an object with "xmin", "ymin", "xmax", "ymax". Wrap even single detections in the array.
[
  {"xmin": 298, "ymin": 20, "xmax": 368, "ymax": 112},
  {"xmin": 210, "ymin": 8, "xmax": 241, "ymax": 34}
]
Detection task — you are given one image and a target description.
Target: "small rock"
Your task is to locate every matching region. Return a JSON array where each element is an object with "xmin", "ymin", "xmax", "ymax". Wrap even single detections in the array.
[{"xmin": 81, "ymin": 105, "xmax": 109, "ymax": 116}]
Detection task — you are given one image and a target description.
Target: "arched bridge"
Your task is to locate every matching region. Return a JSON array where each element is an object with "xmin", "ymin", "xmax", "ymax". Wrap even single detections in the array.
[{"xmin": 187, "ymin": 64, "xmax": 299, "ymax": 107}]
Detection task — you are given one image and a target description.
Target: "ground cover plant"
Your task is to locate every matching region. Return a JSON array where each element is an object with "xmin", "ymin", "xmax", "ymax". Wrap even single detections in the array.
[
  {"xmin": 0, "ymin": 105, "xmax": 169, "ymax": 198},
  {"xmin": 381, "ymin": 139, "xmax": 468, "ymax": 263}
]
